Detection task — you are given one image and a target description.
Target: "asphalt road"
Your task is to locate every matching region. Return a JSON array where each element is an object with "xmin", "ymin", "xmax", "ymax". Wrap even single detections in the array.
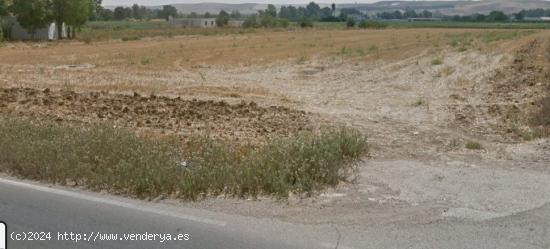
[
  {"xmin": 1, "ymin": 176, "xmax": 550, "ymax": 249},
  {"xmin": 0, "ymin": 177, "xmax": 337, "ymax": 249}
]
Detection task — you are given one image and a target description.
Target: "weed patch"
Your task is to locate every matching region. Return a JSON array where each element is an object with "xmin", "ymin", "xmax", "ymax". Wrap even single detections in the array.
[
  {"xmin": 0, "ymin": 118, "xmax": 368, "ymax": 200},
  {"xmin": 465, "ymin": 141, "xmax": 482, "ymax": 150}
]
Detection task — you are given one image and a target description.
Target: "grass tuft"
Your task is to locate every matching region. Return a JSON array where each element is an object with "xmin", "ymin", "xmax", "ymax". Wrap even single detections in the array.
[{"xmin": 465, "ymin": 141, "xmax": 482, "ymax": 150}]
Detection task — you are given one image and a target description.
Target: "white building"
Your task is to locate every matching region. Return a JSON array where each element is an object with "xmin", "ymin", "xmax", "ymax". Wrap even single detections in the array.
[{"xmin": 168, "ymin": 17, "xmax": 217, "ymax": 28}]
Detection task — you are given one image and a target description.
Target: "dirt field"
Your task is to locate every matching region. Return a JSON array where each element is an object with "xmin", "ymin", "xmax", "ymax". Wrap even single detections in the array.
[
  {"xmin": 1, "ymin": 28, "xmax": 549, "ymax": 228},
  {"xmin": 0, "ymin": 87, "xmax": 314, "ymax": 142}
]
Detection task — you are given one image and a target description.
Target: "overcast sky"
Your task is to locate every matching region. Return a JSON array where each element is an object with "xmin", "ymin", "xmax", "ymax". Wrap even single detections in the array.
[{"xmin": 102, "ymin": 0, "xmax": 416, "ymax": 6}]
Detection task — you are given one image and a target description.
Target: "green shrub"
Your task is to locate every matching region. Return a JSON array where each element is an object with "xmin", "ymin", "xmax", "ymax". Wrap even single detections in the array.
[
  {"xmin": 299, "ymin": 18, "xmax": 313, "ymax": 28},
  {"xmin": 243, "ymin": 15, "xmax": 259, "ymax": 28},
  {"xmin": 0, "ymin": 118, "xmax": 368, "ymax": 199},
  {"xmin": 122, "ymin": 35, "xmax": 140, "ymax": 41},
  {"xmin": 465, "ymin": 141, "xmax": 482, "ymax": 150},
  {"xmin": 431, "ymin": 58, "xmax": 443, "ymax": 65},
  {"xmin": 346, "ymin": 18, "xmax": 356, "ymax": 28}
]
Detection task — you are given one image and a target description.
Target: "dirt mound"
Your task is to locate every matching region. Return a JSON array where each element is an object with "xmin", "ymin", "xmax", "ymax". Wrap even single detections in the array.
[
  {"xmin": 487, "ymin": 37, "xmax": 550, "ymax": 138},
  {"xmin": 0, "ymin": 88, "xmax": 314, "ymax": 142}
]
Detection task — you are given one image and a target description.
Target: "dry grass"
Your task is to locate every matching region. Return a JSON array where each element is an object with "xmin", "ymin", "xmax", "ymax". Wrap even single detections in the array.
[
  {"xmin": 0, "ymin": 29, "xmax": 526, "ymax": 70},
  {"xmin": 0, "ymin": 117, "xmax": 368, "ymax": 199}
]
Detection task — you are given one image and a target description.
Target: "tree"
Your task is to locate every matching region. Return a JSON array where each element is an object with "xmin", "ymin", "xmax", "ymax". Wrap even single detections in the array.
[
  {"xmin": 403, "ymin": 9, "xmax": 417, "ymax": 19},
  {"xmin": 89, "ymin": 0, "xmax": 102, "ymax": 21},
  {"xmin": 132, "ymin": 4, "xmax": 140, "ymax": 19},
  {"xmin": 299, "ymin": 17, "xmax": 313, "ymax": 27},
  {"xmin": 203, "ymin": 12, "xmax": 212, "ymax": 18},
  {"xmin": 346, "ymin": 17, "xmax": 355, "ymax": 28},
  {"xmin": 122, "ymin": 7, "xmax": 132, "ymax": 19},
  {"xmin": 242, "ymin": 14, "xmax": 258, "ymax": 28},
  {"xmin": 50, "ymin": 0, "xmax": 70, "ymax": 39},
  {"xmin": 487, "ymin": 11, "xmax": 509, "ymax": 22},
  {"xmin": 265, "ymin": 4, "xmax": 276, "ymax": 18},
  {"xmin": 331, "ymin": 3, "xmax": 336, "ymax": 15},
  {"xmin": 305, "ymin": 2, "xmax": 321, "ymax": 20},
  {"xmin": 320, "ymin": 7, "xmax": 332, "ymax": 19},
  {"xmin": 158, "ymin": 5, "xmax": 177, "ymax": 20},
  {"xmin": 0, "ymin": 0, "xmax": 7, "ymax": 42},
  {"xmin": 65, "ymin": 0, "xmax": 90, "ymax": 38},
  {"xmin": 12, "ymin": 0, "xmax": 51, "ymax": 38},
  {"xmin": 113, "ymin": 6, "xmax": 125, "ymax": 20},
  {"xmin": 420, "ymin": 10, "xmax": 432, "ymax": 18},
  {"xmin": 99, "ymin": 8, "xmax": 113, "ymax": 21},
  {"xmin": 339, "ymin": 8, "xmax": 361, "ymax": 20},
  {"xmin": 216, "ymin": 10, "xmax": 228, "ymax": 26},
  {"xmin": 230, "ymin": 10, "xmax": 240, "ymax": 18},
  {"xmin": 0, "ymin": 0, "xmax": 7, "ymax": 16},
  {"xmin": 514, "ymin": 10, "xmax": 525, "ymax": 21}
]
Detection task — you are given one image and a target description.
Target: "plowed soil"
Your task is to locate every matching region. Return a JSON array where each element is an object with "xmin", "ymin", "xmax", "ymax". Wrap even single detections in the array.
[{"xmin": 0, "ymin": 87, "xmax": 314, "ymax": 142}]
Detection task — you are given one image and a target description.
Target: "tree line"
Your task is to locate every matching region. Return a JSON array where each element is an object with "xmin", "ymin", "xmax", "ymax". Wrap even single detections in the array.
[
  {"xmin": 106, "ymin": 5, "xmax": 177, "ymax": 21},
  {"xmin": 371, "ymin": 8, "xmax": 550, "ymax": 22},
  {"xmin": 0, "ymin": 0, "xmax": 101, "ymax": 39}
]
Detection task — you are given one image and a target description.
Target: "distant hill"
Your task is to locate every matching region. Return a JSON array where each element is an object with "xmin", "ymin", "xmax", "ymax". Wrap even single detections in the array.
[
  {"xmin": 341, "ymin": 0, "xmax": 550, "ymax": 15},
  {"xmin": 165, "ymin": 3, "xmax": 266, "ymax": 15},
  {"xmin": 105, "ymin": 0, "xmax": 550, "ymax": 15}
]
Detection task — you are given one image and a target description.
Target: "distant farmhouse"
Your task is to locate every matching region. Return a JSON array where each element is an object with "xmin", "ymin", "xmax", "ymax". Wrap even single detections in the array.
[
  {"xmin": 168, "ymin": 16, "xmax": 217, "ymax": 28},
  {"xmin": 167, "ymin": 16, "xmax": 244, "ymax": 28},
  {"xmin": 1, "ymin": 16, "xmax": 66, "ymax": 40},
  {"xmin": 524, "ymin": 17, "xmax": 550, "ymax": 22}
]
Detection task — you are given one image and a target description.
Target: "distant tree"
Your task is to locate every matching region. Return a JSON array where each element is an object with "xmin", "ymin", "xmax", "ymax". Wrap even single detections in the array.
[
  {"xmin": 514, "ymin": 10, "xmax": 525, "ymax": 20},
  {"xmin": 339, "ymin": 8, "xmax": 361, "ymax": 20},
  {"xmin": 99, "ymin": 8, "xmax": 113, "ymax": 21},
  {"xmin": 203, "ymin": 12, "xmax": 212, "ymax": 18},
  {"xmin": 113, "ymin": 6, "xmax": 125, "ymax": 20},
  {"xmin": 122, "ymin": 7, "xmax": 132, "ymax": 19},
  {"xmin": 305, "ymin": 2, "xmax": 321, "ymax": 20},
  {"xmin": 320, "ymin": 7, "xmax": 332, "ymax": 19},
  {"xmin": 216, "ymin": 10, "xmax": 229, "ymax": 26},
  {"xmin": 89, "ymin": 0, "xmax": 103, "ymax": 21},
  {"xmin": 378, "ymin": 10, "xmax": 403, "ymax": 19},
  {"xmin": 331, "ymin": 3, "xmax": 336, "ymax": 15},
  {"xmin": 420, "ymin": 10, "xmax": 433, "ymax": 18},
  {"xmin": 346, "ymin": 17, "xmax": 355, "ymax": 27},
  {"xmin": 278, "ymin": 6, "xmax": 288, "ymax": 19},
  {"xmin": 403, "ymin": 9, "xmax": 417, "ymax": 19},
  {"xmin": 265, "ymin": 4, "xmax": 277, "ymax": 18},
  {"xmin": 50, "ymin": 0, "xmax": 70, "ymax": 39},
  {"xmin": 12, "ymin": 0, "xmax": 51, "ymax": 38},
  {"xmin": 487, "ymin": 11, "xmax": 509, "ymax": 22},
  {"xmin": 65, "ymin": 0, "xmax": 90, "ymax": 38},
  {"xmin": 188, "ymin": 12, "xmax": 198, "ymax": 18},
  {"xmin": 0, "ymin": 0, "xmax": 7, "ymax": 16},
  {"xmin": 278, "ymin": 5, "xmax": 304, "ymax": 21},
  {"xmin": 230, "ymin": 10, "xmax": 241, "ymax": 18},
  {"xmin": 139, "ymin": 6, "xmax": 150, "ymax": 20},
  {"xmin": 132, "ymin": 4, "xmax": 140, "ymax": 19},
  {"xmin": 299, "ymin": 17, "xmax": 313, "ymax": 27},
  {"xmin": 474, "ymin": 13, "xmax": 486, "ymax": 22},
  {"xmin": 159, "ymin": 5, "xmax": 177, "ymax": 20},
  {"xmin": 393, "ymin": 10, "xmax": 403, "ymax": 19},
  {"xmin": 242, "ymin": 14, "xmax": 258, "ymax": 28}
]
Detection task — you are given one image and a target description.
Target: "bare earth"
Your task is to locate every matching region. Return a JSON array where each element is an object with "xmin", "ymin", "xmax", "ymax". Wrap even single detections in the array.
[{"xmin": 1, "ymin": 28, "xmax": 549, "ymax": 228}]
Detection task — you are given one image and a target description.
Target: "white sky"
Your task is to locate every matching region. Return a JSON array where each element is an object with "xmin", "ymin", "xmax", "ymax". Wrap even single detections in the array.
[{"xmin": 102, "ymin": 0, "xmax": 442, "ymax": 6}]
